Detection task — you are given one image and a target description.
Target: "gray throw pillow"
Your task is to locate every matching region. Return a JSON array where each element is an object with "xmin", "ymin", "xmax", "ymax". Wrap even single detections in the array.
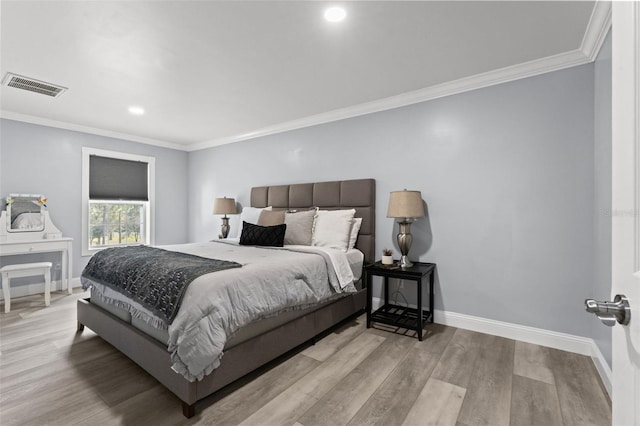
[{"xmin": 283, "ymin": 209, "xmax": 316, "ymax": 245}]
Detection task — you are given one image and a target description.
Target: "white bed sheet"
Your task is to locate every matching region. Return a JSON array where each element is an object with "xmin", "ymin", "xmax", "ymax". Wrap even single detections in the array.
[{"xmin": 225, "ymin": 238, "xmax": 364, "ymax": 281}]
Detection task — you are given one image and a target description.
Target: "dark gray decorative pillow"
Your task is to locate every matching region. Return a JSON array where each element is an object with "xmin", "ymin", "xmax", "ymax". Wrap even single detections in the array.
[{"xmin": 239, "ymin": 221, "xmax": 287, "ymax": 247}]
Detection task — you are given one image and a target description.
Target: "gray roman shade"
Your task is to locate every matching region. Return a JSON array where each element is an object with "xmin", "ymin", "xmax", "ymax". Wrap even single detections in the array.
[{"xmin": 89, "ymin": 155, "xmax": 149, "ymax": 201}]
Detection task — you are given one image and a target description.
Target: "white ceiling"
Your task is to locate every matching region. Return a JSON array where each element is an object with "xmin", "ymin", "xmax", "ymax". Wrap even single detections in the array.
[{"xmin": 0, "ymin": 1, "xmax": 603, "ymax": 151}]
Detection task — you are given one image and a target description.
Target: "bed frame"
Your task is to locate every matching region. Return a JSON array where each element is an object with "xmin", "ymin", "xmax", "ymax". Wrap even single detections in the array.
[{"xmin": 76, "ymin": 178, "xmax": 375, "ymax": 418}]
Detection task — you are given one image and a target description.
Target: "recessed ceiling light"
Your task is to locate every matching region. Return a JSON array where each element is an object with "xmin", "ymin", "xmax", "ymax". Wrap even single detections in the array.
[
  {"xmin": 128, "ymin": 106, "xmax": 145, "ymax": 116},
  {"xmin": 324, "ymin": 6, "xmax": 346, "ymax": 23}
]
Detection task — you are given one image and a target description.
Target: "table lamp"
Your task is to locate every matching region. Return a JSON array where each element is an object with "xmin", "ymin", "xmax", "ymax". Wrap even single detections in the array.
[
  {"xmin": 387, "ymin": 190, "xmax": 425, "ymax": 268},
  {"xmin": 213, "ymin": 197, "xmax": 236, "ymax": 239}
]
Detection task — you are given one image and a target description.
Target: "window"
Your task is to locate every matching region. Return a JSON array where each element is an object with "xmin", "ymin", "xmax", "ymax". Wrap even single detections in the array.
[
  {"xmin": 82, "ymin": 148, "xmax": 155, "ymax": 256},
  {"xmin": 88, "ymin": 202, "xmax": 146, "ymax": 248}
]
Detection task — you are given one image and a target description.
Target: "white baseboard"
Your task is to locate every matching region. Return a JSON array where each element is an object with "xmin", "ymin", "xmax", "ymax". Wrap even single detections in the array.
[
  {"xmin": 590, "ymin": 339, "xmax": 613, "ymax": 397},
  {"xmin": 0, "ymin": 277, "xmax": 82, "ymax": 300},
  {"xmin": 371, "ymin": 297, "xmax": 612, "ymax": 397}
]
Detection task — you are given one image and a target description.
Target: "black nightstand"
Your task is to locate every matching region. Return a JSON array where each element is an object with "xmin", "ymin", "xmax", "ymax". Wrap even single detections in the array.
[{"xmin": 365, "ymin": 261, "xmax": 436, "ymax": 341}]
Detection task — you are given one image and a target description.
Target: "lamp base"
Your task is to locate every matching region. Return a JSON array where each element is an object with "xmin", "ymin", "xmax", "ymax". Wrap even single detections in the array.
[
  {"xmin": 399, "ymin": 255, "xmax": 413, "ymax": 268},
  {"xmin": 220, "ymin": 216, "xmax": 230, "ymax": 239},
  {"xmin": 397, "ymin": 219, "xmax": 414, "ymax": 268}
]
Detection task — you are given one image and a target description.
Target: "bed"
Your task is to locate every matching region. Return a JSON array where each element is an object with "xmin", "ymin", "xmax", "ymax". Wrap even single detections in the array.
[{"xmin": 76, "ymin": 178, "xmax": 375, "ymax": 418}]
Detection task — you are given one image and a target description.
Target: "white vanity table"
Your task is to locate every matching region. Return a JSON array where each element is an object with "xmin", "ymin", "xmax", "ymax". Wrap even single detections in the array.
[
  {"xmin": 0, "ymin": 237, "xmax": 73, "ymax": 294},
  {"xmin": 0, "ymin": 196, "xmax": 73, "ymax": 294}
]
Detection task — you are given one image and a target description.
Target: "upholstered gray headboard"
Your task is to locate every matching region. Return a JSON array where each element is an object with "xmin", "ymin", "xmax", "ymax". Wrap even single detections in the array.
[{"xmin": 251, "ymin": 179, "xmax": 376, "ymax": 263}]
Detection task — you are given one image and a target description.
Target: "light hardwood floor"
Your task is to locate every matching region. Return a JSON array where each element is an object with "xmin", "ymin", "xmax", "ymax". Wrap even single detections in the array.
[{"xmin": 0, "ymin": 290, "xmax": 611, "ymax": 426}]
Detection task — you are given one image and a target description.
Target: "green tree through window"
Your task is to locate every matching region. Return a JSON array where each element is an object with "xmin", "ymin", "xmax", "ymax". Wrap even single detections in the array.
[{"xmin": 89, "ymin": 202, "xmax": 145, "ymax": 249}]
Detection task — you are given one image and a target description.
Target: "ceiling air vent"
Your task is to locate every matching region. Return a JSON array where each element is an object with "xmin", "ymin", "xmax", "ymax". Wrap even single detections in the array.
[{"xmin": 2, "ymin": 72, "xmax": 67, "ymax": 98}]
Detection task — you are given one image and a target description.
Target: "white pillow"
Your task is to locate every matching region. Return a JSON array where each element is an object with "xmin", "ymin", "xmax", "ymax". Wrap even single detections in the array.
[
  {"xmin": 312, "ymin": 209, "xmax": 356, "ymax": 251},
  {"xmin": 237, "ymin": 206, "xmax": 272, "ymax": 238},
  {"xmin": 348, "ymin": 217, "xmax": 362, "ymax": 250}
]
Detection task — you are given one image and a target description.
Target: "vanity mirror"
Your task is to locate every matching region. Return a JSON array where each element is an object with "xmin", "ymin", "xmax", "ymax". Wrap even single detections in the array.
[{"xmin": 6, "ymin": 194, "xmax": 45, "ymax": 233}]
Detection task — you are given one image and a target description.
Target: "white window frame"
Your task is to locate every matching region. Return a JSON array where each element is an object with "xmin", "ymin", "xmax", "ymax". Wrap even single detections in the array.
[{"xmin": 82, "ymin": 147, "xmax": 155, "ymax": 256}]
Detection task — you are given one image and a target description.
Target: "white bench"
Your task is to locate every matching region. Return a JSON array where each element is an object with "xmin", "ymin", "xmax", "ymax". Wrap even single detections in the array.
[{"xmin": 1, "ymin": 262, "xmax": 52, "ymax": 313}]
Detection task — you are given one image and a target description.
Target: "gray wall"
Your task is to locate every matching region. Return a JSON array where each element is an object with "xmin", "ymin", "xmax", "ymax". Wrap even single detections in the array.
[
  {"xmin": 0, "ymin": 57, "xmax": 607, "ymax": 343},
  {"xmin": 188, "ymin": 63, "xmax": 596, "ymax": 338},
  {"xmin": 0, "ymin": 119, "xmax": 189, "ymax": 280},
  {"xmin": 592, "ymin": 31, "xmax": 612, "ymax": 367}
]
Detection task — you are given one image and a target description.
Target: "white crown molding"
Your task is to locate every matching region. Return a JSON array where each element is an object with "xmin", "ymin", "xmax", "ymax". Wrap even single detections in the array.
[
  {"xmin": 0, "ymin": 110, "xmax": 187, "ymax": 152},
  {"xmin": 580, "ymin": 0, "xmax": 613, "ymax": 61},
  {"xmin": 371, "ymin": 296, "xmax": 612, "ymax": 397},
  {"xmin": 0, "ymin": 43, "xmax": 601, "ymax": 155},
  {"xmin": 189, "ymin": 48, "xmax": 591, "ymax": 151},
  {"xmin": 2, "ymin": 2, "xmax": 613, "ymax": 154},
  {"xmin": 191, "ymin": 2, "xmax": 614, "ymax": 152}
]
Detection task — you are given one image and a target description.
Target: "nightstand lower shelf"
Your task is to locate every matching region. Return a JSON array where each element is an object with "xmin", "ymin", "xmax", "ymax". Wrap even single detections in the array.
[{"xmin": 370, "ymin": 303, "xmax": 432, "ymax": 331}]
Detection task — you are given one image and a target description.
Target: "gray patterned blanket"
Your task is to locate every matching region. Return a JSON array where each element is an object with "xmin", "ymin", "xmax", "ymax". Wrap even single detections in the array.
[{"xmin": 81, "ymin": 245, "xmax": 241, "ymax": 324}]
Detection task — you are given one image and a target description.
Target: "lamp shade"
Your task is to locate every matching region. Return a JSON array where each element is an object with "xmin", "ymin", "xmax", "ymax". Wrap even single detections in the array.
[
  {"xmin": 386, "ymin": 190, "xmax": 425, "ymax": 219},
  {"xmin": 213, "ymin": 197, "xmax": 237, "ymax": 215}
]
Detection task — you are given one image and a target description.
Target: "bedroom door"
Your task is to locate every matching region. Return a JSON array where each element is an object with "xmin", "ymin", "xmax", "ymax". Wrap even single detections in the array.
[{"xmin": 611, "ymin": 2, "xmax": 640, "ymax": 425}]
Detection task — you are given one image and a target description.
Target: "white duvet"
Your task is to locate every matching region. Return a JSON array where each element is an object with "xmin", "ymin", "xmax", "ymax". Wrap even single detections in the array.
[{"xmin": 85, "ymin": 241, "xmax": 360, "ymax": 382}]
